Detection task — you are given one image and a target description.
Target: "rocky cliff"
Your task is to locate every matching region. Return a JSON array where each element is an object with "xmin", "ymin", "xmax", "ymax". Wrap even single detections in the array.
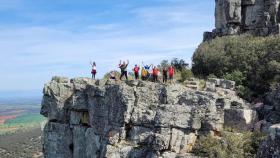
[
  {"xmin": 204, "ymin": 0, "xmax": 280, "ymax": 41},
  {"xmin": 257, "ymin": 87, "xmax": 280, "ymax": 158},
  {"xmin": 40, "ymin": 77, "xmax": 258, "ymax": 158}
]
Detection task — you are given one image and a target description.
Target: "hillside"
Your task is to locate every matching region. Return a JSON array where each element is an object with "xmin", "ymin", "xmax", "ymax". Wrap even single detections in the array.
[
  {"xmin": 0, "ymin": 98, "xmax": 45, "ymax": 135},
  {"xmin": 192, "ymin": 35, "xmax": 280, "ymax": 100},
  {"xmin": 0, "ymin": 128, "xmax": 42, "ymax": 158}
]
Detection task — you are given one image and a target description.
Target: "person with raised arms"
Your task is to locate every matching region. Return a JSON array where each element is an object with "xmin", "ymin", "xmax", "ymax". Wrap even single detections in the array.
[{"xmin": 119, "ymin": 60, "xmax": 129, "ymax": 80}]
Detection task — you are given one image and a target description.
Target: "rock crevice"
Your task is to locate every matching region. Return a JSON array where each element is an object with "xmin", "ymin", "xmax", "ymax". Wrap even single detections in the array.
[{"xmin": 41, "ymin": 77, "xmax": 256, "ymax": 158}]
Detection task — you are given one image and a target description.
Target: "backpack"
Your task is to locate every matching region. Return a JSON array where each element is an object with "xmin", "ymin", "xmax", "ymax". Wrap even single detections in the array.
[{"xmin": 141, "ymin": 68, "xmax": 147, "ymax": 77}]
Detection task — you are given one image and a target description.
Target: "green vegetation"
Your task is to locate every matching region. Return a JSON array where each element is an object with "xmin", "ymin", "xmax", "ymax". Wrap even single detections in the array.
[
  {"xmin": 192, "ymin": 35, "xmax": 280, "ymax": 100},
  {"xmin": 0, "ymin": 114, "xmax": 45, "ymax": 135},
  {"xmin": 193, "ymin": 131, "xmax": 267, "ymax": 158},
  {"xmin": 5, "ymin": 114, "xmax": 44, "ymax": 125},
  {"xmin": 159, "ymin": 58, "xmax": 193, "ymax": 82}
]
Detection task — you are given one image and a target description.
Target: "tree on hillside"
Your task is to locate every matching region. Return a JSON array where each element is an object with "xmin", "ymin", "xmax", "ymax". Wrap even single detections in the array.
[{"xmin": 171, "ymin": 58, "xmax": 189, "ymax": 71}]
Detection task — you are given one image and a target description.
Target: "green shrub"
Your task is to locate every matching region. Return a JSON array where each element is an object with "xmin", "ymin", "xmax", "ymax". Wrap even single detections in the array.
[
  {"xmin": 192, "ymin": 35, "xmax": 280, "ymax": 97},
  {"xmin": 180, "ymin": 69, "xmax": 193, "ymax": 82},
  {"xmin": 199, "ymin": 80, "xmax": 206, "ymax": 90},
  {"xmin": 223, "ymin": 70, "xmax": 245, "ymax": 86},
  {"xmin": 193, "ymin": 131, "xmax": 267, "ymax": 158},
  {"xmin": 208, "ymin": 74, "xmax": 217, "ymax": 79}
]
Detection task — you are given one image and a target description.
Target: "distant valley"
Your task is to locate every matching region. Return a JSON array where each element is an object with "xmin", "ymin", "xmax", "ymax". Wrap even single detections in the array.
[{"xmin": 0, "ymin": 97, "xmax": 45, "ymax": 135}]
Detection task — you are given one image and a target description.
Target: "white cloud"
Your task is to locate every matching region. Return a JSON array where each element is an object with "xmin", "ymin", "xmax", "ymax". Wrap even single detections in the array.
[{"xmin": 0, "ymin": 1, "xmax": 214, "ymax": 91}]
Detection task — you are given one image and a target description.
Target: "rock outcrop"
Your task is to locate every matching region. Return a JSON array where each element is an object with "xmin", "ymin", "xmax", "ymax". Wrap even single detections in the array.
[
  {"xmin": 256, "ymin": 87, "xmax": 280, "ymax": 158},
  {"xmin": 257, "ymin": 124, "xmax": 280, "ymax": 158},
  {"xmin": 41, "ymin": 77, "xmax": 256, "ymax": 158},
  {"xmin": 255, "ymin": 87, "xmax": 280, "ymax": 132},
  {"xmin": 204, "ymin": 0, "xmax": 280, "ymax": 41}
]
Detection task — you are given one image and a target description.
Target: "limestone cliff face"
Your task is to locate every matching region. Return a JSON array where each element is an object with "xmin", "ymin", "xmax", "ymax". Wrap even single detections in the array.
[
  {"xmin": 40, "ymin": 77, "xmax": 256, "ymax": 158},
  {"xmin": 204, "ymin": 0, "xmax": 280, "ymax": 41}
]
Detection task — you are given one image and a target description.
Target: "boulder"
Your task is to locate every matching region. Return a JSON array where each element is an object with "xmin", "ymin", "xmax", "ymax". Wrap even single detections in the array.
[{"xmin": 224, "ymin": 108, "xmax": 257, "ymax": 131}]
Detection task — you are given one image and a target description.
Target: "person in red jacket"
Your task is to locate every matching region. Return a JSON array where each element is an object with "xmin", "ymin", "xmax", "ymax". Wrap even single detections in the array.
[
  {"xmin": 133, "ymin": 64, "xmax": 140, "ymax": 80},
  {"xmin": 152, "ymin": 66, "xmax": 159, "ymax": 82},
  {"xmin": 168, "ymin": 66, "xmax": 175, "ymax": 83}
]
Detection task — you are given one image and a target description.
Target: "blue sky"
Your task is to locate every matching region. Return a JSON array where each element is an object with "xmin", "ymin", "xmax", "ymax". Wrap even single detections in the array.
[{"xmin": 0, "ymin": 0, "xmax": 214, "ymax": 97}]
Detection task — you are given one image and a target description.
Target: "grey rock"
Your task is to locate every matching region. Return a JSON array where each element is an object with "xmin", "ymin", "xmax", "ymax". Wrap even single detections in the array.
[
  {"xmin": 85, "ymin": 128, "xmax": 101, "ymax": 158},
  {"xmin": 205, "ymin": 0, "xmax": 280, "ymax": 41},
  {"xmin": 70, "ymin": 111, "xmax": 90, "ymax": 126},
  {"xmin": 129, "ymin": 126, "xmax": 154, "ymax": 144},
  {"xmin": 169, "ymin": 128, "xmax": 197, "ymax": 154},
  {"xmin": 259, "ymin": 87, "xmax": 280, "ymax": 124},
  {"xmin": 41, "ymin": 77, "xmax": 255, "ymax": 158},
  {"xmin": 51, "ymin": 76, "xmax": 69, "ymax": 83},
  {"xmin": 104, "ymin": 145, "xmax": 149, "ymax": 158},
  {"xmin": 257, "ymin": 124, "xmax": 280, "ymax": 158},
  {"xmin": 224, "ymin": 108, "xmax": 257, "ymax": 131},
  {"xmin": 154, "ymin": 104, "xmax": 192, "ymax": 129},
  {"xmin": 151, "ymin": 128, "xmax": 171, "ymax": 151},
  {"xmin": 220, "ymin": 79, "xmax": 235, "ymax": 90},
  {"xmin": 161, "ymin": 151, "xmax": 177, "ymax": 158},
  {"xmin": 43, "ymin": 122, "xmax": 73, "ymax": 158},
  {"xmin": 41, "ymin": 79, "xmax": 74, "ymax": 122},
  {"xmin": 73, "ymin": 126, "xmax": 87, "ymax": 158}
]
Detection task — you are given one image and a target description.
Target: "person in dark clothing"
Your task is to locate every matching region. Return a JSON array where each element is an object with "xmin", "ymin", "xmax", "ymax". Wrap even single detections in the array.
[
  {"xmin": 119, "ymin": 60, "xmax": 129, "ymax": 80},
  {"xmin": 162, "ymin": 67, "xmax": 168, "ymax": 83},
  {"xmin": 90, "ymin": 61, "xmax": 97, "ymax": 79}
]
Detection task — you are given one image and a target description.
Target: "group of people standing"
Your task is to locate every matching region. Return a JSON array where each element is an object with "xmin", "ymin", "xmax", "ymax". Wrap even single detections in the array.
[{"xmin": 91, "ymin": 60, "xmax": 175, "ymax": 83}]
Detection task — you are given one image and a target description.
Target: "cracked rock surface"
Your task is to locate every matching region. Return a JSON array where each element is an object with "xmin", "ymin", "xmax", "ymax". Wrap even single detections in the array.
[{"xmin": 41, "ymin": 76, "xmax": 256, "ymax": 158}]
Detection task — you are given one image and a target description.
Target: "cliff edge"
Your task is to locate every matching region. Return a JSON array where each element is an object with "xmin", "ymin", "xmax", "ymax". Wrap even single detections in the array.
[{"xmin": 40, "ymin": 77, "xmax": 257, "ymax": 158}]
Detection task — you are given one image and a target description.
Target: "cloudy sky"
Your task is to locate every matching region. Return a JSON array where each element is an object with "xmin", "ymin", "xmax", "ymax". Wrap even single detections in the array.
[{"xmin": 0, "ymin": 0, "xmax": 214, "ymax": 97}]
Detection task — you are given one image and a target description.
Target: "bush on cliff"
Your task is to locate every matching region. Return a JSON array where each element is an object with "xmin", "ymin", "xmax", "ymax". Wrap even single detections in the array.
[
  {"xmin": 192, "ymin": 35, "xmax": 280, "ymax": 98},
  {"xmin": 193, "ymin": 131, "xmax": 266, "ymax": 158}
]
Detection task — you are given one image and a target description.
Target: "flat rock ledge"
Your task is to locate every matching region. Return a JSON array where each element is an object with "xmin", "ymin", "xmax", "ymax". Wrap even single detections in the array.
[{"xmin": 41, "ymin": 76, "xmax": 256, "ymax": 158}]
